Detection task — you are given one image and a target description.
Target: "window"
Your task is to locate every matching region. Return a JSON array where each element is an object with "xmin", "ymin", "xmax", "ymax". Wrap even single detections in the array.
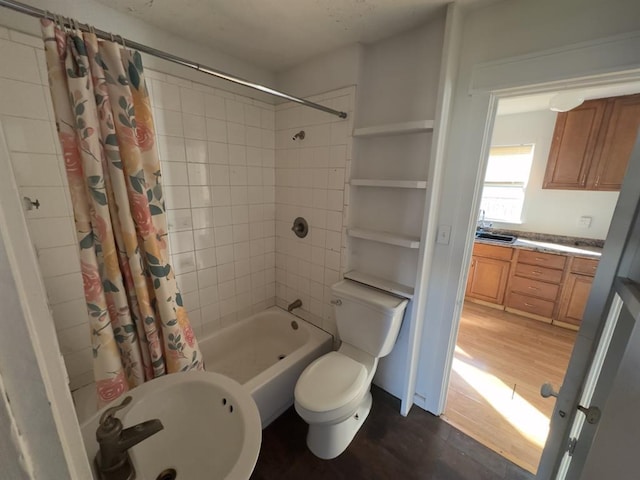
[{"xmin": 480, "ymin": 145, "xmax": 534, "ymax": 223}]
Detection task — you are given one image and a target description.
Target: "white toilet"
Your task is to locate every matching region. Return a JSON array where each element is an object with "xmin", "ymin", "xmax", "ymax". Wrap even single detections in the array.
[{"xmin": 293, "ymin": 279, "xmax": 408, "ymax": 459}]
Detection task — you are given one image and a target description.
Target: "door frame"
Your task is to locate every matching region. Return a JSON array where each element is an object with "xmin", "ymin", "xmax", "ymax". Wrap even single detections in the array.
[{"xmin": 429, "ymin": 31, "xmax": 640, "ymax": 478}]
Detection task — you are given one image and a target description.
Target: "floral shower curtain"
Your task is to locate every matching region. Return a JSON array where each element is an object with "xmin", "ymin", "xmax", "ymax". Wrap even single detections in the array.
[{"xmin": 41, "ymin": 19, "xmax": 203, "ymax": 407}]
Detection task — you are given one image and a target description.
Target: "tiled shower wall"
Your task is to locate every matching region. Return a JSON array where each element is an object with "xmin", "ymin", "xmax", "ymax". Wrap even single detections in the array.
[
  {"xmin": 274, "ymin": 87, "xmax": 354, "ymax": 338},
  {"xmin": 0, "ymin": 27, "xmax": 276, "ymax": 390}
]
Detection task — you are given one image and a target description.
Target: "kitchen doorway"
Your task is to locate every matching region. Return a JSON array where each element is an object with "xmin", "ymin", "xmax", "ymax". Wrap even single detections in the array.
[{"xmin": 443, "ymin": 86, "xmax": 640, "ymax": 474}]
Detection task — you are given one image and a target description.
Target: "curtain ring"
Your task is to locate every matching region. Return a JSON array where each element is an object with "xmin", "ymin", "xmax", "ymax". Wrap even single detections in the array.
[
  {"xmin": 89, "ymin": 24, "xmax": 95, "ymax": 35},
  {"xmin": 120, "ymin": 35, "xmax": 127, "ymax": 49},
  {"xmin": 43, "ymin": 10, "xmax": 52, "ymax": 21},
  {"xmin": 110, "ymin": 32, "xmax": 115, "ymax": 42}
]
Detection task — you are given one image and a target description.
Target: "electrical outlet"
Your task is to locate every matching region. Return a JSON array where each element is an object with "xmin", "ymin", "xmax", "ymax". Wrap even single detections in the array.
[
  {"xmin": 578, "ymin": 216, "xmax": 592, "ymax": 228},
  {"xmin": 437, "ymin": 225, "xmax": 451, "ymax": 245}
]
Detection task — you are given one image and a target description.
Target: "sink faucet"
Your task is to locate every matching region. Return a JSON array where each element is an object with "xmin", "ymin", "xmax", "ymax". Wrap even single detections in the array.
[
  {"xmin": 94, "ymin": 395, "xmax": 164, "ymax": 480},
  {"xmin": 288, "ymin": 299, "xmax": 302, "ymax": 312},
  {"xmin": 477, "ymin": 209, "xmax": 487, "ymax": 231}
]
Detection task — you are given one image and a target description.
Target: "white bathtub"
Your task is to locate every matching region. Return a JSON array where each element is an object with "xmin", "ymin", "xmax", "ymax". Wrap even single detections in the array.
[{"xmin": 200, "ymin": 306, "xmax": 333, "ymax": 427}]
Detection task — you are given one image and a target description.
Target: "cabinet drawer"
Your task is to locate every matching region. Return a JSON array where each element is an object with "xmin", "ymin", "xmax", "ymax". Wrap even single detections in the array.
[
  {"xmin": 473, "ymin": 243, "xmax": 513, "ymax": 261},
  {"xmin": 514, "ymin": 263, "xmax": 564, "ymax": 284},
  {"xmin": 509, "ymin": 276, "xmax": 560, "ymax": 302},
  {"xmin": 507, "ymin": 292, "xmax": 555, "ymax": 318},
  {"xmin": 518, "ymin": 250, "xmax": 567, "ymax": 270},
  {"xmin": 571, "ymin": 257, "xmax": 599, "ymax": 276}
]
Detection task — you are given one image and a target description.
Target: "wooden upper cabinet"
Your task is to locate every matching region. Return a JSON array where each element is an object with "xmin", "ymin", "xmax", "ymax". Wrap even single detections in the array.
[
  {"xmin": 543, "ymin": 99, "xmax": 606, "ymax": 189},
  {"xmin": 543, "ymin": 94, "xmax": 640, "ymax": 191},
  {"xmin": 589, "ymin": 94, "xmax": 640, "ymax": 190}
]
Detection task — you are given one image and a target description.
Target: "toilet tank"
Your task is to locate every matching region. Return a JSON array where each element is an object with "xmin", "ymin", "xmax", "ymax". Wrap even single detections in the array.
[{"xmin": 331, "ymin": 280, "xmax": 408, "ymax": 358}]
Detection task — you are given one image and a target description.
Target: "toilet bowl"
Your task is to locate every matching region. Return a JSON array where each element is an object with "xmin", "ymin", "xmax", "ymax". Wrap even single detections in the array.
[{"xmin": 294, "ymin": 279, "xmax": 408, "ymax": 459}]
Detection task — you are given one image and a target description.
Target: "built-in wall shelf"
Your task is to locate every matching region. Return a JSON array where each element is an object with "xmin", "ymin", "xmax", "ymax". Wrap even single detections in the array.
[
  {"xmin": 347, "ymin": 227, "xmax": 421, "ymax": 249},
  {"xmin": 353, "ymin": 120, "xmax": 435, "ymax": 137},
  {"xmin": 345, "ymin": 270, "xmax": 414, "ymax": 299},
  {"xmin": 350, "ymin": 179, "xmax": 428, "ymax": 189}
]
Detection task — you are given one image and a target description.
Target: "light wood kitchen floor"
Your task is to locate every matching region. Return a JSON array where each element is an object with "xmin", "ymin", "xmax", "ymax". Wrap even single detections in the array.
[{"xmin": 443, "ymin": 302, "xmax": 577, "ymax": 474}]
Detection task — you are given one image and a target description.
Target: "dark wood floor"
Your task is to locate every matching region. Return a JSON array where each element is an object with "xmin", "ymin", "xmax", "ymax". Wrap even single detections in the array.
[{"xmin": 251, "ymin": 386, "xmax": 534, "ymax": 480}]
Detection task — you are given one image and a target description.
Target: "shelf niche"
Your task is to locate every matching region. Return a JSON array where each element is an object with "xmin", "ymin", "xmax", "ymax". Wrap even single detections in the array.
[{"xmin": 353, "ymin": 120, "xmax": 434, "ymax": 137}]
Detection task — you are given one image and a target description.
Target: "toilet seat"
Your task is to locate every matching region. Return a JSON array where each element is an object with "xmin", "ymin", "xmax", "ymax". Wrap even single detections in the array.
[{"xmin": 294, "ymin": 352, "xmax": 369, "ymax": 423}]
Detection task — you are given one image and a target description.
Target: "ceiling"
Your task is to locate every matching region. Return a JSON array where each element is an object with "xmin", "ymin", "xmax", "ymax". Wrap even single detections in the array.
[{"xmin": 97, "ymin": 0, "xmax": 481, "ymax": 72}]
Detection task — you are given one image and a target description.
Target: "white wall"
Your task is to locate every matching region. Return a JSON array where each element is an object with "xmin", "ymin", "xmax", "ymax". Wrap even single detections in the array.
[
  {"xmin": 0, "ymin": 230, "xmax": 70, "ymax": 479},
  {"xmin": 416, "ymin": 0, "xmax": 640, "ymax": 414},
  {"xmin": 0, "ymin": 0, "xmax": 276, "ymax": 102},
  {"xmin": 275, "ymin": 44, "xmax": 363, "ymax": 100},
  {"xmin": 490, "ymin": 110, "xmax": 618, "ymax": 239},
  {"xmin": 274, "ymin": 87, "xmax": 354, "ymax": 337},
  {"xmin": 0, "ymin": 26, "xmax": 277, "ymax": 391},
  {"xmin": 275, "ymin": 15, "xmax": 447, "ymax": 402}
]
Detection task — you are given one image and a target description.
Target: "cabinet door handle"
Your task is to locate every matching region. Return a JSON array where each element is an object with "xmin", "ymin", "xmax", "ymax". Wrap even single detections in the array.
[
  {"xmin": 527, "ymin": 286, "xmax": 539, "ymax": 290},
  {"xmin": 525, "ymin": 302, "xmax": 535, "ymax": 307},
  {"xmin": 535, "ymin": 257, "xmax": 546, "ymax": 262},
  {"xmin": 532, "ymin": 270, "xmax": 542, "ymax": 275}
]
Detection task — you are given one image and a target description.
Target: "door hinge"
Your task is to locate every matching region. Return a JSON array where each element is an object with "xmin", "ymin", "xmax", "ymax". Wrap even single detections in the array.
[{"xmin": 568, "ymin": 437, "xmax": 578, "ymax": 456}]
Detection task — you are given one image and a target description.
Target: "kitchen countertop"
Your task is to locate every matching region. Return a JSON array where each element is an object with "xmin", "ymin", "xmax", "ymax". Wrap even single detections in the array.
[{"xmin": 475, "ymin": 237, "xmax": 603, "ymax": 258}]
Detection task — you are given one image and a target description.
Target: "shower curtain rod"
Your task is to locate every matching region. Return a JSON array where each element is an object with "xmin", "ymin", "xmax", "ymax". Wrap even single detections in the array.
[{"xmin": 0, "ymin": 0, "xmax": 348, "ymax": 119}]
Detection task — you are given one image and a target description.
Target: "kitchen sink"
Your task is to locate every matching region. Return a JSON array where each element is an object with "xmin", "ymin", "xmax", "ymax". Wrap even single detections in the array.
[{"xmin": 475, "ymin": 231, "xmax": 517, "ymax": 244}]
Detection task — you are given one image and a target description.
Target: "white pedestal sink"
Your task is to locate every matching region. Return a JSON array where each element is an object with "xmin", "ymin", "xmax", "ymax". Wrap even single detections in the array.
[{"xmin": 80, "ymin": 371, "xmax": 262, "ymax": 480}]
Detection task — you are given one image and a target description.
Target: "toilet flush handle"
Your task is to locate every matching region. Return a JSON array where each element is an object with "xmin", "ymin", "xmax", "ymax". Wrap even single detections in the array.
[{"xmin": 330, "ymin": 299, "xmax": 342, "ymax": 306}]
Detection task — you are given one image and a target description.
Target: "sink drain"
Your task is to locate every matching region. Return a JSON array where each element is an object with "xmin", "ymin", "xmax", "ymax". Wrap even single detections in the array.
[
  {"xmin": 278, "ymin": 354, "xmax": 286, "ymax": 360},
  {"xmin": 156, "ymin": 468, "xmax": 177, "ymax": 480}
]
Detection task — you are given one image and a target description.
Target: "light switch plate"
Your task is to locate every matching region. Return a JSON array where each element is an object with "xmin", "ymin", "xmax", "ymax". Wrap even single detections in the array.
[{"xmin": 437, "ymin": 225, "xmax": 451, "ymax": 245}]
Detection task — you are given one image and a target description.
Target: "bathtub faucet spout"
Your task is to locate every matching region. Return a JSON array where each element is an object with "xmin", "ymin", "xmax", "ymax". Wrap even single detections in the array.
[{"xmin": 288, "ymin": 299, "xmax": 302, "ymax": 312}]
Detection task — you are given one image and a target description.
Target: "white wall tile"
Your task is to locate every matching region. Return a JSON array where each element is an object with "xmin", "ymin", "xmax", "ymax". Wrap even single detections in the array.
[
  {"xmin": 152, "ymin": 80, "xmax": 181, "ymax": 111},
  {"xmin": 176, "ymin": 271, "xmax": 198, "ymax": 293},
  {"xmin": 228, "ymin": 144, "xmax": 246, "ymax": 165},
  {"xmin": 182, "ymin": 113, "xmax": 207, "ymax": 140},
  {"xmin": 52, "ymin": 299, "xmax": 88, "ymax": 331},
  {"xmin": 194, "ymin": 228, "xmax": 215, "ymax": 250},
  {"xmin": 206, "ymin": 118, "xmax": 227, "ymax": 143},
  {"xmin": 11, "ymin": 153, "xmax": 63, "ymax": 186},
  {"xmin": 20, "ymin": 186, "xmax": 69, "ymax": 219},
  {"xmin": 180, "ymin": 87, "xmax": 205, "ymax": 116},
  {"xmin": 168, "ymin": 231, "xmax": 194, "ymax": 254},
  {"xmin": 187, "ymin": 163, "xmax": 209, "ymax": 186},
  {"xmin": 43, "ymin": 272, "xmax": 84, "ymax": 305},
  {"xmin": 191, "ymin": 207, "xmax": 214, "ymax": 229},
  {"xmin": 167, "ymin": 208, "xmax": 193, "ymax": 231},
  {"xmin": 0, "ymin": 38, "xmax": 41, "ymax": 84},
  {"xmin": 172, "ymin": 251, "xmax": 196, "ymax": 275},
  {"xmin": 0, "ymin": 78, "xmax": 49, "ymax": 119},
  {"xmin": 190, "ymin": 186, "xmax": 212, "ymax": 208},
  {"xmin": 164, "ymin": 186, "xmax": 191, "ymax": 210},
  {"xmin": 3, "ymin": 116, "xmax": 56, "ymax": 153},
  {"xmin": 205, "ymin": 94, "xmax": 226, "ymax": 119},
  {"xmin": 227, "ymin": 123, "xmax": 246, "ymax": 145},
  {"xmin": 162, "ymin": 162, "xmax": 189, "ymax": 185},
  {"xmin": 157, "ymin": 136, "xmax": 186, "ymax": 162},
  {"xmin": 185, "ymin": 139, "xmax": 208, "ymax": 163},
  {"xmin": 27, "ymin": 217, "xmax": 75, "ymax": 249},
  {"xmin": 225, "ymin": 99, "xmax": 244, "ymax": 124},
  {"xmin": 195, "ymin": 248, "xmax": 216, "ymax": 269}
]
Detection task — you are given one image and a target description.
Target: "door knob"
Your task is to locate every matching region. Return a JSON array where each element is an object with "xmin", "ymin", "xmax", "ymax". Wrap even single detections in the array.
[{"xmin": 540, "ymin": 382, "xmax": 559, "ymax": 398}]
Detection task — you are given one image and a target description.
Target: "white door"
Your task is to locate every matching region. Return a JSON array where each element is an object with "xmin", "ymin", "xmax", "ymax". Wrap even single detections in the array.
[{"xmin": 537, "ymin": 134, "xmax": 640, "ymax": 479}]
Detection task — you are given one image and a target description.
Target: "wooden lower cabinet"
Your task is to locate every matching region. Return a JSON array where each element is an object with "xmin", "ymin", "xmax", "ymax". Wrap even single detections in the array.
[
  {"xmin": 466, "ymin": 256, "xmax": 511, "ymax": 305},
  {"xmin": 556, "ymin": 273, "xmax": 595, "ymax": 329},
  {"xmin": 465, "ymin": 242, "xmax": 599, "ymax": 329}
]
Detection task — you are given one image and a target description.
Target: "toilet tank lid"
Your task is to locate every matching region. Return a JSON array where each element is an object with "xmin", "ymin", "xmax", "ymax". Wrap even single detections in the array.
[{"xmin": 331, "ymin": 280, "xmax": 408, "ymax": 313}]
